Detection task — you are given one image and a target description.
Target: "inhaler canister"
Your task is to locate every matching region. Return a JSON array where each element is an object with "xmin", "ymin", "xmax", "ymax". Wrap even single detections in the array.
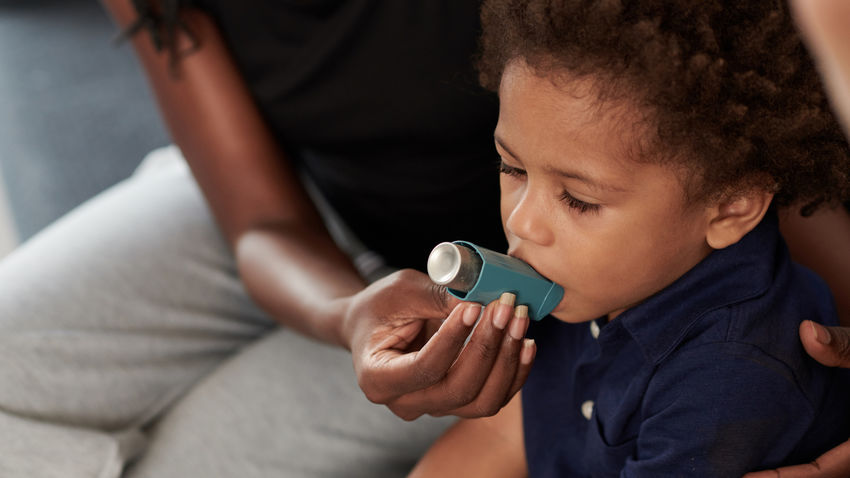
[{"xmin": 427, "ymin": 241, "xmax": 564, "ymax": 321}]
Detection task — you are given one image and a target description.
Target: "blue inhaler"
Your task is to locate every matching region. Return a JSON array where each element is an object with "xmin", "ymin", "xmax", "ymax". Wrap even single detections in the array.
[{"xmin": 427, "ymin": 241, "xmax": 564, "ymax": 321}]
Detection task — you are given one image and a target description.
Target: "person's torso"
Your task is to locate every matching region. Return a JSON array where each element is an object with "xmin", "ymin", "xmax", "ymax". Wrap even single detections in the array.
[
  {"xmin": 522, "ymin": 217, "xmax": 850, "ymax": 477},
  {"xmin": 197, "ymin": 0, "xmax": 506, "ymax": 267}
]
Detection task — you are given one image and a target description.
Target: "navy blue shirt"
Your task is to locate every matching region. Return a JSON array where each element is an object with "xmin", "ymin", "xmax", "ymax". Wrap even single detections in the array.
[{"xmin": 523, "ymin": 215, "xmax": 850, "ymax": 477}]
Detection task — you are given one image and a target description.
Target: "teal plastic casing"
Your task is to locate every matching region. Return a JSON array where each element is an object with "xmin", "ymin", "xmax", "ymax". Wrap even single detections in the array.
[{"xmin": 446, "ymin": 241, "xmax": 564, "ymax": 321}]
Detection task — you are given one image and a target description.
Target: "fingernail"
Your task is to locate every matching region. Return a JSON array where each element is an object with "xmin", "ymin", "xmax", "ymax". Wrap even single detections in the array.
[
  {"xmin": 520, "ymin": 338, "xmax": 536, "ymax": 364},
  {"xmin": 515, "ymin": 305, "xmax": 528, "ymax": 319},
  {"xmin": 810, "ymin": 320, "xmax": 832, "ymax": 345},
  {"xmin": 493, "ymin": 301, "xmax": 513, "ymax": 330},
  {"xmin": 499, "ymin": 292, "xmax": 516, "ymax": 306},
  {"xmin": 492, "ymin": 293, "xmax": 516, "ymax": 330},
  {"xmin": 463, "ymin": 304, "xmax": 481, "ymax": 326},
  {"xmin": 508, "ymin": 306, "xmax": 529, "ymax": 340}
]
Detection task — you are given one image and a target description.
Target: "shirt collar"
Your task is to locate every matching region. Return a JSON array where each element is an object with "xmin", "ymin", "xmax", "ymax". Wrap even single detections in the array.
[{"xmin": 605, "ymin": 213, "xmax": 781, "ymax": 364}]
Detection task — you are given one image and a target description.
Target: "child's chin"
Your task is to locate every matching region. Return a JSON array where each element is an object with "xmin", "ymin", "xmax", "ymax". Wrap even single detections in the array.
[{"xmin": 549, "ymin": 309, "xmax": 597, "ymax": 324}]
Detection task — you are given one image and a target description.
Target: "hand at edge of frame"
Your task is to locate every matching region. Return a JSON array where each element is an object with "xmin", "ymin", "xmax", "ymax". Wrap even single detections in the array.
[{"xmin": 742, "ymin": 321, "xmax": 850, "ymax": 478}]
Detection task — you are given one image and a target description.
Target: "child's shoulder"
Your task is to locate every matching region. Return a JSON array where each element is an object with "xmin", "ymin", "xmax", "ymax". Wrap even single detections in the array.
[
  {"xmin": 655, "ymin": 217, "xmax": 838, "ymax": 402},
  {"xmin": 611, "ymin": 214, "xmax": 828, "ymax": 361},
  {"xmin": 667, "ymin": 222, "xmax": 837, "ymax": 385}
]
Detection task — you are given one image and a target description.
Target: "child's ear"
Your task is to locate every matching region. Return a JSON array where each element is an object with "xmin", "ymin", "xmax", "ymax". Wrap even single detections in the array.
[{"xmin": 705, "ymin": 189, "xmax": 774, "ymax": 249}]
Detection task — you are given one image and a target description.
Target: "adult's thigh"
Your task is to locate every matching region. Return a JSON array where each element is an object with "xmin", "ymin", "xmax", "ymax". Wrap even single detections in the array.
[
  {"xmin": 126, "ymin": 327, "xmax": 456, "ymax": 478},
  {"xmin": 0, "ymin": 156, "xmax": 272, "ymax": 432}
]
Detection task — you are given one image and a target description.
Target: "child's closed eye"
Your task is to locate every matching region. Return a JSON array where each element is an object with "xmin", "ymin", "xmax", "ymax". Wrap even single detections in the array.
[
  {"xmin": 500, "ymin": 159, "xmax": 601, "ymax": 214},
  {"xmin": 498, "ymin": 160, "xmax": 526, "ymax": 178},
  {"xmin": 559, "ymin": 190, "xmax": 601, "ymax": 214}
]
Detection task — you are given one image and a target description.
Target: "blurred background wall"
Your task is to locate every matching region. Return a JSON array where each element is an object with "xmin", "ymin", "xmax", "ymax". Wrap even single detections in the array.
[{"xmin": 0, "ymin": 0, "xmax": 169, "ymax": 251}]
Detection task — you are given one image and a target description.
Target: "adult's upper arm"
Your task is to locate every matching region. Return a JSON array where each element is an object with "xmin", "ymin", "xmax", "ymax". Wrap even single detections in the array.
[
  {"xmin": 99, "ymin": 0, "xmax": 324, "ymax": 247},
  {"xmin": 780, "ymin": 206, "xmax": 850, "ymax": 326}
]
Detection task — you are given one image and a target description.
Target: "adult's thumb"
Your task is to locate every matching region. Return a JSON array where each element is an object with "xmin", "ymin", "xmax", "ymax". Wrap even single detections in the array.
[
  {"xmin": 430, "ymin": 282, "xmax": 463, "ymax": 317},
  {"xmin": 800, "ymin": 320, "xmax": 850, "ymax": 369}
]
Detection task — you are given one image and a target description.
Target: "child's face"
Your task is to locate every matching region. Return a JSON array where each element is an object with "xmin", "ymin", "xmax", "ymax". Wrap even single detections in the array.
[{"xmin": 496, "ymin": 61, "xmax": 714, "ymax": 322}]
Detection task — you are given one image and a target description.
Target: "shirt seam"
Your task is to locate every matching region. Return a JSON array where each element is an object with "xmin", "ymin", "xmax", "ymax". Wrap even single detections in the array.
[{"xmin": 659, "ymin": 340, "xmax": 817, "ymax": 414}]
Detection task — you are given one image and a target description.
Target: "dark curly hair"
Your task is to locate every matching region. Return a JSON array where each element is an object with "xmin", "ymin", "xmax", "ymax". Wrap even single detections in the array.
[{"xmin": 478, "ymin": 0, "xmax": 850, "ymax": 214}]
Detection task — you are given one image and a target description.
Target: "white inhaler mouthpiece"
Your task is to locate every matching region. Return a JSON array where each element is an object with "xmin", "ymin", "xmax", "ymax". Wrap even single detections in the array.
[{"xmin": 427, "ymin": 241, "xmax": 564, "ymax": 321}]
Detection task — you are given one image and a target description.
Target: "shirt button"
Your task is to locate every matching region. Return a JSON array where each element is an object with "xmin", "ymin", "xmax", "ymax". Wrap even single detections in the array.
[
  {"xmin": 581, "ymin": 400, "xmax": 595, "ymax": 420},
  {"xmin": 590, "ymin": 320, "xmax": 600, "ymax": 339}
]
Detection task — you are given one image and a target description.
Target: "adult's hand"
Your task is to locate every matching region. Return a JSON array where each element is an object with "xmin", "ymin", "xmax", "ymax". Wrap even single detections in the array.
[
  {"xmin": 743, "ymin": 440, "xmax": 850, "ymax": 478},
  {"xmin": 800, "ymin": 320, "xmax": 850, "ymax": 369},
  {"xmin": 750, "ymin": 3, "xmax": 850, "ymax": 475},
  {"xmin": 105, "ymin": 0, "xmax": 536, "ymax": 423},
  {"xmin": 743, "ymin": 322, "xmax": 850, "ymax": 478},
  {"xmin": 342, "ymin": 269, "xmax": 534, "ymax": 421}
]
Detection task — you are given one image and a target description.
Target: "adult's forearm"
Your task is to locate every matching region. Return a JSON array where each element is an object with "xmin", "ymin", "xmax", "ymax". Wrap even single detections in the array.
[
  {"xmin": 791, "ymin": 0, "xmax": 850, "ymax": 139},
  {"xmin": 236, "ymin": 223, "xmax": 367, "ymax": 348},
  {"xmin": 780, "ymin": 206, "xmax": 850, "ymax": 326},
  {"xmin": 787, "ymin": 0, "xmax": 850, "ymax": 324},
  {"xmin": 102, "ymin": 1, "xmax": 322, "ymax": 243},
  {"xmin": 100, "ymin": 0, "xmax": 540, "ymax": 421},
  {"xmin": 101, "ymin": 0, "xmax": 365, "ymax": 344}
]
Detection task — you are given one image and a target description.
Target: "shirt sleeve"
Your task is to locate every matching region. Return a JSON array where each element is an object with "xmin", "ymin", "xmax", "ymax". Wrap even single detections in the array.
[{"xmin": 621, "ymin": 342, "xmax": 815, "ymax": 478}]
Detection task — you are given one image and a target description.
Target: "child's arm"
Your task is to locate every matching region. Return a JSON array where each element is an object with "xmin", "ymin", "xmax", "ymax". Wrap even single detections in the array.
[{"xmin": 408, "ymin": 393, "xmax": 527, "ymax": 478}]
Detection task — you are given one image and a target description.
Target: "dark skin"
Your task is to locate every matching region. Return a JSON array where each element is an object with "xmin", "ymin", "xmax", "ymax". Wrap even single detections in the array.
[
  {"xmin": 102, "ymin": 0, "xmax": 850, "ymax": 471},
  {"xmin": 99, "ymin": 0, "xmax": 533, "ymax": 421},
  {"xmin": 743, "ymin": 0, "xmax": 850, "ymax": 476},
  {"xmin": 737, "ymin": 207, "xmax": 850, "ymax": 478}
]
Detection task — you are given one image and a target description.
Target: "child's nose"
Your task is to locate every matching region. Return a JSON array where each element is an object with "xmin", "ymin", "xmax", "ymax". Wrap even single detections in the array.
[{"xmin": 504, "ymin": 190, "xmax": 555, "ymax": 246}]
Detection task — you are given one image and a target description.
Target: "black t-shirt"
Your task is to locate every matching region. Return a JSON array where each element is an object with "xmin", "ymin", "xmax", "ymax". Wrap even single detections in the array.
[{"xmin": 194, "ymin": 0, "xmax": 507, "ymax": 269}]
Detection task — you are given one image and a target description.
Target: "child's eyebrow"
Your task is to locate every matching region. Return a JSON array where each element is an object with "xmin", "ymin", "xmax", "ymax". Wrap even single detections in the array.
[
  {"xmin": 495, "ymin": 136, "xmax": 627, "ymax": 193},
  {"xmin": 543, "ymin": 165, "xmax": 628, "ymax": 193}
]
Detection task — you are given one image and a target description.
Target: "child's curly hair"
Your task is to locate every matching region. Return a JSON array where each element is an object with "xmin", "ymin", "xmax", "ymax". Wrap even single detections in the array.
[{"xmin": 478, "ymin": 0, "xmax": 850, "ymax": 214}]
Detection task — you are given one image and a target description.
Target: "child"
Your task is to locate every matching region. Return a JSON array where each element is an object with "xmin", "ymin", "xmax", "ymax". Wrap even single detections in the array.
[{"xmin": 410, "ymin": 0, "xmax": 850, "ymax": 476}]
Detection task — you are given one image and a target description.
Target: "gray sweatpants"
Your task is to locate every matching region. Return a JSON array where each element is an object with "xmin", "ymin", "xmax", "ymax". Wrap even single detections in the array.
[{"xmin": 0, "ymin": 147, "xmax": 453, "ymax": 477}]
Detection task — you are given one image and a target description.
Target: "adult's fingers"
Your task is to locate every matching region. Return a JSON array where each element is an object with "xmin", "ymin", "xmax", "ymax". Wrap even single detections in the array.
[
  {"xmin": 360, "ymin": 301, "xmax": 480, "ymax": 404},
  {"xmin": 445, "ymin": 305, "xmax": 532, "ymax": 417},
  {"xmin": 504, "ymin": 337, "xmax": 536, "ymax": 402},
  {"xmin": 388, "ymin": 328, "xmax": 534, "ymax": 421},
  {"xmin": 799, "ymin": 320, "xmax": 850, "ymax": 368},
  {"xmin": 420, "ymin": 295, "xmax": 515, "ymax": 410},
  {"xmin": 387, "ymin": 295, "xmax": 518, "ymax": 417},
  {"xmin": 374, "ymin": 269, "xmax": 464, "ymax": 321},
  {"xmin": 743, "ymin": 439, "xmax": 850, "ymax": 478},
  {"xmin": 408, "ymin": 270, "xmax": 464, "ymax": 319}
]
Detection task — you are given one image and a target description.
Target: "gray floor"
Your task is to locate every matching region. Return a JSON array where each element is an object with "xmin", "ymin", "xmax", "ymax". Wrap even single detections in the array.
[{"xmin": 0, "ymin": 0, "xmax": 169, "ymax": 241}]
